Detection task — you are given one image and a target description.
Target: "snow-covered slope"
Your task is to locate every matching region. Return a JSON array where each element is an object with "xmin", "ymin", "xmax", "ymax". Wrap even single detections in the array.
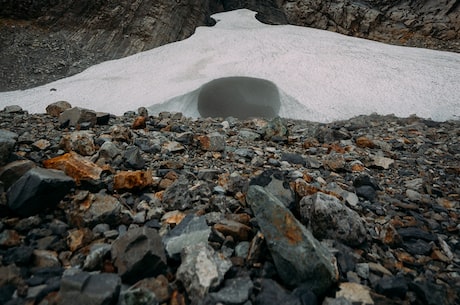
[{"xmin": 1, "ymin": 9, "xmax": 459, "ymax": 122}]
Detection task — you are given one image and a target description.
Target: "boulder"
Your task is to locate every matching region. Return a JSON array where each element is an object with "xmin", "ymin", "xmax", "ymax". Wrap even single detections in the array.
[
  {"xmin": 7, "ymin": 168, "xmax": 75, "ymax": 217},
  {"xmin": 111, "ymin": 227, "xmax": 166, "ymax": 284},
  {"xmin": 246, "ymin": 185, "xmax": 338, "ymax": 294},
  {"xmin": 0, "ymin": 129, "xmax": 18, "ymax": 165},
  {"xmin": 176, "ymin": 242, "xmax": 232, "ymax": 303},
  {"xmin": 58, "ymin": 272, "xmax": 121, "ymax": 305},
  {"xmin": 59, "ymin": 107, "xmax": 97, "ymax": 128},
  {"xmin": 162, "ymin": 214, "xmax": 211, "ymax": 258},
  {"xmin": 299, "ymin": 192, "xmax": 367, "ymax": 246}
]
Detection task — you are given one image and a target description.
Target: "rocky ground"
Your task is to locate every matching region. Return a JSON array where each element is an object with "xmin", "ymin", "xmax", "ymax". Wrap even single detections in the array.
[{"xmin": 0, "ymin": 103, "xmax": 459, "ymax": 305}]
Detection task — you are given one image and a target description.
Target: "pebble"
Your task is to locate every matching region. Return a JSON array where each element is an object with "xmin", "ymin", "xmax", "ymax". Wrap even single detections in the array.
[{"xmin": 0, "ymin": 108, "xmax": 459, "ymax": 305}]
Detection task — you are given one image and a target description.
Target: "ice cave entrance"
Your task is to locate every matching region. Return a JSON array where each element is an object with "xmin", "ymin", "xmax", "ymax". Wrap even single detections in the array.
[{"xmin": 197, "ymin": 76, "xmax": 281, "ymax": 119}]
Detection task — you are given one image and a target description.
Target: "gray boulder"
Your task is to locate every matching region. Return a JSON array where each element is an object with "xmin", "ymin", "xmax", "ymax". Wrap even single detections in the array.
[
  {"xmin": 246, "ymin": 185, "xmax": 338, "ymax": 294},
  {"xmin": 299, "ymin": 192, "xmax": 367, "ymax": 246},
  {"xmin": 7, "ymin": 168, "xmax": 75, "ymax": 217},
  {"xmin": 162, "ymin": 215, "xmax": 211, "ymax": 258},
  {"xmin": 0, "ymin": 129, "xmax": 18, "ymax": 165},
  {"xmin": 111, "ymin": 227, "xmax": 166, "ymax": 284},
  {"xmin": 176, "ymin": 242, "xmax": 232, "ymax": 303},
  {"xmin": 58, "ymin": 271, "xmax": 121, "ymax": 305}
]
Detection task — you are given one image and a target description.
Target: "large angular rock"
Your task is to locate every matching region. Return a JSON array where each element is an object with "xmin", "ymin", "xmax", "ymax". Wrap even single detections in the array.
[
  {"xmin": 59, "ymin": 107, "xmax": 97, "ymax": 128},
  {"xmin": 111, "ymin": 227, "xmax": 166, "ymax": 284},
  {"xmin": 246, "ymin": 185, "xmax": 338, "ymax": 294},
  {"xmin": 207, "ymin": 276, "xmax": 254, "ymax": 305},
  {"xmin": 57, "ymin": 271, "xmax": 121, "ymax": 305},
  {"xmin": 299, "ymin": 192, "xmax": 367, "ymax": 246},
  {"xmin": 0, "ymin": 129, "xmax": 18, "ymax": 165},
  {"xmin": 0, "ymin": 159, "xmax": 36, "ymax": 189},
  {"xmin": 7, "ymin": 168, "xmax": 75, "ymax": 217},
  {"xmin": 43, "ymin": 152, "xmax": 102, "ymax": 185},
  {"xmin": 176, "ymin": 242, "xmax": 232, "ymax": 303},
  {"xmin": 162, "ymin": 214, "xmax": 211, "ymax": 258}
]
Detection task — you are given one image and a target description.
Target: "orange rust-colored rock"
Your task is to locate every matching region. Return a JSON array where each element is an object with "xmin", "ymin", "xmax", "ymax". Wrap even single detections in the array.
[
  {"xmin": 113, "ymin": 170, "xmax": 154, "ymax": 191},
  {"xmin": 43, "ymin": 152, "xmax": 102, "ymax": 185},
  {"xmin": 356, "ymin": 136, "xmax": 376, "ymax": 148},
  {"xmin": 132, "ymin": 116, "xmax": 147, "ymax": 129}
]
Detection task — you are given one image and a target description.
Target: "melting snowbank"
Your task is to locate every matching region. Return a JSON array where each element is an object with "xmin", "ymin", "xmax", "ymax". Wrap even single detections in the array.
[{"xmin": 0, "ymin": 9, "xmax": 459, "ymax": 122}]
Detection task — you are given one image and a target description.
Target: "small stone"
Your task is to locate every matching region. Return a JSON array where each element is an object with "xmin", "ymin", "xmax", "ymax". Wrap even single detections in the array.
[
  {"xmin": 32, "ymin": 139, "xmax": 51, "ymax": 150},
  {"xmin": 335, "ymin": 282, "xmax": 374, "ymax": 305},
  {"xmin": 375, "ymin": 275, "xmax": 408, "ymax": 299},
  {"xmin": 372, "ymin": 156, "xmax": 394, "ymax": 169},
  {"xmin": 119, "ymin": 287, "xmax": 158, "ymax": 305},
  {"xmin": 96, "ymin": 112, "xmax": 111, "ymax": 125},
  {"xmin": 33, "ymin": 249, "xmax": 60, "ymax": 268},
  {"xmin": 199, "ymin": 132, "xmax": 226, "ymax": 151},
  {"xmin": 214, "ymin": 218, "xmax": 252, "ymax": 241},
  {"xmin": 67, "ymin": 228, "xmax": 94, "ymax": 252},
  {"xmin": 113, "ymin": 170, "xmax": 154, "ymax": 191},
  {"xmin": 46, "ymin": 101, "xmax": 72, "ymax": 117},
  {"xmin": 132, "ymin": 116, "xmax": 147, "ymax": 129},
  {"xmin": 0, "ymin": 129, "xmax": 18, "ymax": 165},
  {"xmin": 7, "ymin": 168, "xmax": 75, "ymax": 217},
  {"xmin": 124, "ymin": 145, "xmax": 145, "ymax": 169},
  {"xmin": 263, "ymin": 117, "xmax": 288, "ymax": 141},
  {"xmin": 162, "ymin": 215, "xmax": 211, "ymax": 258},
  {"xmin": 162, "ymin": 141, "xmax": 185, "ymax": 153},
  {"xmin": 80, "ymin": 192, "xmax": 122, "ymax": 228},
  {"xmin": 0, "ymin": 230, "xmax": 21, "ymax": 247},
  {"xmin": 176, "ymin": 242, "xmax": 232, "ymax": 303},
  {"xmin": 208, "ymin": 276, "xmax": 254, "ymax": 304},
  {"xmin": 356, "ymin": 136, "xmax": 375, "ymax": 148},
  {"xmin": 60, "ymin": 130, "xmax": 96, "ymax": 156},
  {"xmin": 132, "ymin": 275, "xmax": 170, "ymax": 303},
  {"xmin": 83, "ymin": 243, "xmax": 112, "ymax": 271},
  {"xmin": 3, "ymin": 105, "xmax": 23, "ymax": 113}
]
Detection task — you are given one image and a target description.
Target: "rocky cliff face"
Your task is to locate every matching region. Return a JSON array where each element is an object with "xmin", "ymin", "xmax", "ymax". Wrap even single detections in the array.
[{"xmin": 0, "ymin": 0, "xmax": 459, "ymax": 91}]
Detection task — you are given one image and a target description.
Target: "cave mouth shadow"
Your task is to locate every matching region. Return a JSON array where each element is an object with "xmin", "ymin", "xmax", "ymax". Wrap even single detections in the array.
[{"xmin": 197, "ymin": 76, "xmax": 281, "ymax": 119}]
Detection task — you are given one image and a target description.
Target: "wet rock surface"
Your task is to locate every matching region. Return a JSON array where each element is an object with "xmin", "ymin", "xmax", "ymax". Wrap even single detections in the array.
[
  {"xmin": 1, "ymin": 1, "xmax": 459, "ymax": 92},
  {"xmin": 0, "ymin": 105, "xmax": 459, "ymax": 305}
]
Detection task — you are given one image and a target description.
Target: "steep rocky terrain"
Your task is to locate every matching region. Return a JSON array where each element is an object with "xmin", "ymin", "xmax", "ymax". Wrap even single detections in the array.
[
  {"xmin": 1, "ymin": 0, "xmax": 459, "ymax": 92},
  {"xmin": 0, "ymin": 104, "xmax": 459, "ymax": 305}
]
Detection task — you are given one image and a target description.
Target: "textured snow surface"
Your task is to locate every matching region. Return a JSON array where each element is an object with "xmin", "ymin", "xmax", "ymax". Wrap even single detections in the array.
[{"xmin": 1, "ymin": 9, "xmax": 459, "ymax": 122}]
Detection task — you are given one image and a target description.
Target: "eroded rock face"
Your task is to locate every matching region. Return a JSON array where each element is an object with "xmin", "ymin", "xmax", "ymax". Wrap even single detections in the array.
[{"xmin": 0, "ymin": 0, "xmax": 458, "ymax": 92}]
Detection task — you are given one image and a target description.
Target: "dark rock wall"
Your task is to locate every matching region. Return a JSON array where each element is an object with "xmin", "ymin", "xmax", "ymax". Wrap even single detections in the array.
[{"xmin": 0, "ymin": 0, "xmax": 458, "ymax": 91}]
